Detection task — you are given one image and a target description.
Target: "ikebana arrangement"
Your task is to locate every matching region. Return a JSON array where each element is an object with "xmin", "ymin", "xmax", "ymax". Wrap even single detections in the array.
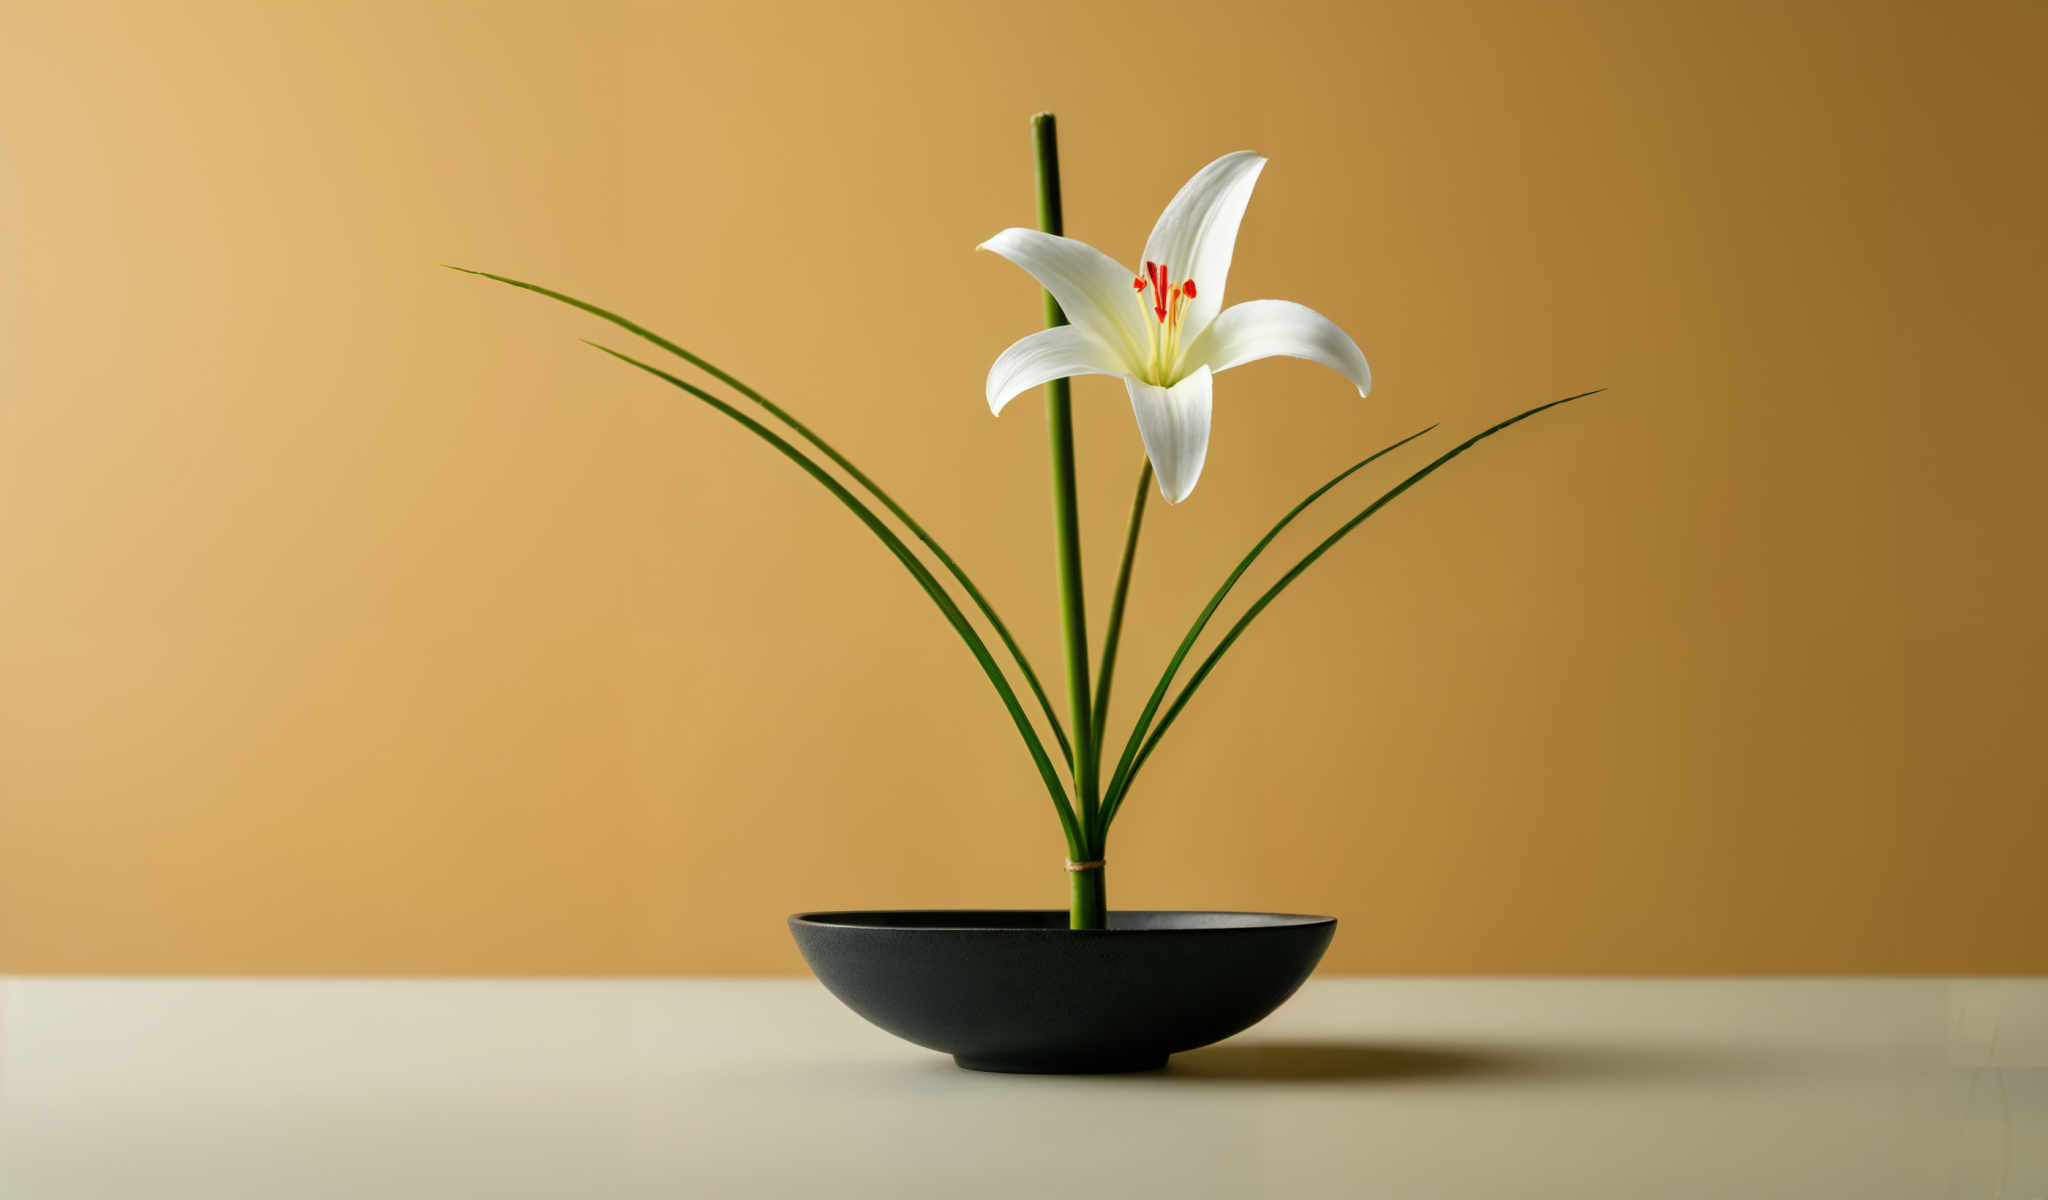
[{"xmin": 457, "ymin": 114, "xmax": 1596, "ymax": 1072}]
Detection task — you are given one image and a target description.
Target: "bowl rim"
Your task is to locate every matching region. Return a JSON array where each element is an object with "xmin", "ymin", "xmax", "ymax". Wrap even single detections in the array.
[{"xmin": 789, "ymin": 908, "xmax": 1336, "ymax": 932}]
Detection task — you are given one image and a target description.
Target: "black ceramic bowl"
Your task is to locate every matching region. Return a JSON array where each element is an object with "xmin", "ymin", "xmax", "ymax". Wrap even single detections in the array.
[{"xmin": 788, "ymin": 909, "xmax": 1336, "ymax": 1073}]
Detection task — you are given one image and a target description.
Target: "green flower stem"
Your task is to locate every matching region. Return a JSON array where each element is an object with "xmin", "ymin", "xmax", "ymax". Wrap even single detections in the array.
[
  {"xmin": 1031, "ymin": 112, "xmax": 1104, "ymax": 929},
  {"xmin": 1092, "ymin": 458, "xmax": 1153, "ymax": 754},
  {"xmin": 1098, "ymin": 425, "xmax": 1437, "ymax": 827}
]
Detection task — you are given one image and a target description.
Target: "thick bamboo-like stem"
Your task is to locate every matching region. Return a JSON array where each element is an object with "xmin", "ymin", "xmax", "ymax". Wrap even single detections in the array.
[{"xmin": 1030, "ymin": 112, "xmax": 1105, "ymax": 930}]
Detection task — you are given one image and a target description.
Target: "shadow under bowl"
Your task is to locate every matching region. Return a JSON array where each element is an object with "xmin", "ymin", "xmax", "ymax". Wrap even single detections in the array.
[{"xmin": 788, "ymin": 910, "xmax": 1336, "ymax": 1074}]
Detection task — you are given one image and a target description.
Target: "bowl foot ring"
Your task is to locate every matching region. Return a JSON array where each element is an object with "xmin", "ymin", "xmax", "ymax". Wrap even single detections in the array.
[{"xmin": 953, "ymin": 1052, "xmax": 1170, "ymax": 1075}]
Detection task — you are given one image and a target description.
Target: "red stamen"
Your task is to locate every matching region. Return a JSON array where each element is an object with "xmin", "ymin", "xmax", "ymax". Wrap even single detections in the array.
[
  {"xmin": 1181, "ymin": 279, "xmax": 1197, "ymax": 298},
  {"xmin": 1133, "ymin": 276, "xmax": 1146, "ymax": 291},
  {"xmin": 1144, "ymin": 261, "xmax": 1169, "ymax": 321}
]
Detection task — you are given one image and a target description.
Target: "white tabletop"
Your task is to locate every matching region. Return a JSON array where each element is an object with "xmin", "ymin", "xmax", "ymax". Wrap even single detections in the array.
[{"xmin": 2, "ymin": 978, "xmax": 2042, "ymax": 1198}]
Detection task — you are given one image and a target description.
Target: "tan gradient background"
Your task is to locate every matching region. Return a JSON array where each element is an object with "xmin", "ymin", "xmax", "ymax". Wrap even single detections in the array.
[{"xmin": 3, "ymin": 0, "xmax": 2044, "ymax": 975}]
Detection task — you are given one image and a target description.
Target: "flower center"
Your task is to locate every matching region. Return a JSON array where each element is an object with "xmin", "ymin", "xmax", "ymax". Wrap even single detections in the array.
[{"xmin": 1132, "ymin": 260, "xmax": 1196, "ymax": 385}]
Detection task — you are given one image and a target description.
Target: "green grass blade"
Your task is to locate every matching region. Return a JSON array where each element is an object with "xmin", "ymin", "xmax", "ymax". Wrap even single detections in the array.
[
  {"xmin": 584, "ymin": 339, "xmax": 1084, "ymax": 854},
  {"xmin": 1112, "ymin": 389, "xmax": 1604, "ymax": 813},
  {"xmin": 445, "ymin": 266, "xmax": 1074, "ymax": 771},
  {"xmin": 1097, "ymin": 423, "xmax": 1438, "ymax": 825},
  {"xmin": 1090, "ymin": 459, "xmax": 1153, "ymax": 755}
]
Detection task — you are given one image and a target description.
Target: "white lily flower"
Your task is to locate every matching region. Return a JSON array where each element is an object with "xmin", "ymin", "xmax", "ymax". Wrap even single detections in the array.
[{"xmin": 979, "ymin": 151, "xmax": 1371, "ymax": 503}]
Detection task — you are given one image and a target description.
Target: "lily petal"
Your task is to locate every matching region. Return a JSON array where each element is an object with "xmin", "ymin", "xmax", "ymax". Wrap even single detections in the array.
[
  {"xmin": 978, "ymin": 228, "xmax": 1149, "ymax": 368},
  {"xmin": 1140, "ymin": 151, "xmax": 1265, "ymax": 339},
  {"xmin": 1183, "ymin": 299, "xmax": 1372, "ymax": 397},
  {"xmin": 985, "ymin": 326, "xmax": 1127, "ymax": 415},
  {"xmin": 1125, "ymin": 365, "xmax": 1214, "ymax": 504}
]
